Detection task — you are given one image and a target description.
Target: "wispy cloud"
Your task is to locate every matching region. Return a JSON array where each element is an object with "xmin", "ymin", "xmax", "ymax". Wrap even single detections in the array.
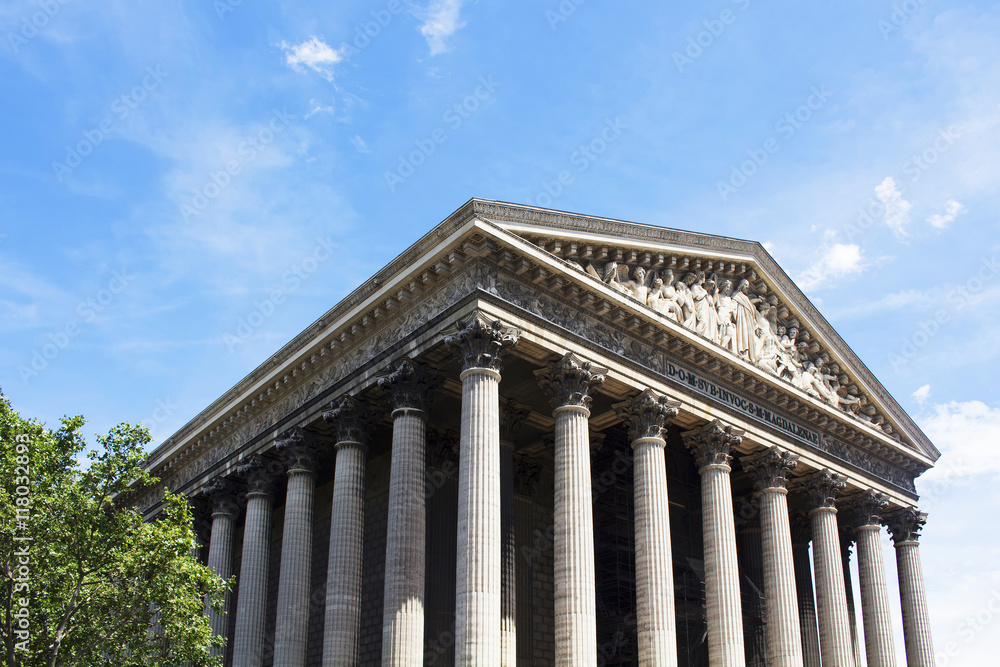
[
  {"xmin": 350, "ymin": 135, "xmax": 371, "ymax": 154},
  {"xmin": 920, "ymin": 400, "xmax": 1000, "ymax": 480},
  {"xmin": 280, "ymin": 36, "xmax": 345, "ymax": 82},
  {"xmin": 874, "ymin": 176, "xmax": 912, "ymax": 238},
  {"xmin": 418, "ymin": 0, "xmax": 467, "ymax": 56},
  {"xmin": 913, "ymin": 383, "xmax": 931, "ymax": 403},
  {"xmin": 796, "ymin": 240, "xmax": 866, "ymax": 291},
  {"xmin": 927, "ymin": 198, "xmax": 965, "ymax": 229}
]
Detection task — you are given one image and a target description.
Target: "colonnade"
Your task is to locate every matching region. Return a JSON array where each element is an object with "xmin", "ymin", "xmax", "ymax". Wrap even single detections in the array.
[{"xmin": 194, "ymin": 316, "xmax": 934, "ymax": 666}]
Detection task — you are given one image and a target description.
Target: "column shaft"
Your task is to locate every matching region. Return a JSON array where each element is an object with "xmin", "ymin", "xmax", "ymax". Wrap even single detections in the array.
[
  {"xmin": 842, "ymin": 542, "xmax": 864, "ymax": 667},
  {"xmin": 455, "ymin": 368, "xmax": 502, "ymax": 665},
  {"xmin": 273, "ymin": 470, "xmax": 316, "ymax": 667},
  {"xmin": 233, "ymin": 491, "xmax": 274, "ymax": 667},
  {"xmin": 896, "ymin": 542, "xmax": 935, "ymax": 667},
  {"xmin": 759, "ymin": 488, "xmax": 804, "ymax": 667},
  {"xmin": 381, "ymin": 409, "xmax": 427, "ymax": 666},
  {"xmin": 206, "ymin": 511, "xmax": 235, "ymax": 658},
  {"xmin": 323, "ymin": 443, "xmax": 367, "ymax": 666},
  {"xmin": 632, "ymin": 437, "xmax": 677, "ymax": 666},
  {"xmin": 856, "ymin": 525, "xmax": 896, "ymax": 667},
  {"xmin": 500, "ymin": 440, "xmax": 516, "ymax": 667},
  {"xmin": 553, "ymin": 404, "xmax": 597, "ymax": 666},
  {"xmin": 702, "ymin": 463, "xmax": 746, "ymax": 666},
  {"xmin": 792, "ymin": 542, "xmax": 822, "ymax": 667},
  {"xmin": 810, "ymin": 507, "xmax": 854, "ymax": 667}
]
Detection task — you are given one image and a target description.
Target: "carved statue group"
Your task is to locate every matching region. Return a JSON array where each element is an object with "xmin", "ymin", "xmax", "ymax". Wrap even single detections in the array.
[{"xmin": 588, "ymin": 262, "xmax": 865, "ymax": 413}]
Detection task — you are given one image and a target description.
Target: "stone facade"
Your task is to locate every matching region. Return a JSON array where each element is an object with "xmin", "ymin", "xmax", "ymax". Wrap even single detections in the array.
[{"xmin": 138, "ymin": 200, "xmax": 938, "ymax": 666}]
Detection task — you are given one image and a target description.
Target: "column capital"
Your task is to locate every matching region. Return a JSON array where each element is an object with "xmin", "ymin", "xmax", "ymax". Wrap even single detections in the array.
[
  {"xmin": 276, "ymin": 427, "xmax": 319, "ymax": 475},
  {"xmin": 742, "ymin": 446, "xmax": 799, "ymax": 491},
  {"xmin": 536, "ymin": 351, "xmax": 607, "ymax": 410},
  {"xmin": 323, "ymin": 395, "xmax": 374, "ymax": 447},
  {"xmin": 681, "ymin": 419, "xmax": 744, "ymax": 470},
  {"xmin": 614, "ymin": 388, "xmax": 681, "ymax": 442},
  {"xmin": 796, "ymin": 469, "xmax": 847, "ymax": 511},
  {"xmin": 885, "ymin": 506, "xmax": 927, "ymax": 545},
  {"xmin": 500, "ymin": 398, "xmax": 530, "ymax": 445},
  {"xmin": 514, "ymin": 454, "xmax": 542, "ymax": 497},
  {"xmin": 202, "ymin": 477, "xmax": 240, "ymax": 518},
  {"xmin": 734, "ymin": 494, "xmax": 760, "ymax": 531},
  {"xmin": 237, "ymin": 454, "xmax": 279, "ymax": 497},
  {"xmin": 444, "ymin": 311, "xmax": 520, "ymax": 373},
  {"xmin": 378, "ymin": 357, "xmax": 435, "ymax": 413},
  {"xmin": 842, "ymin": 489, "xmax": 889, "ymax": 528}
]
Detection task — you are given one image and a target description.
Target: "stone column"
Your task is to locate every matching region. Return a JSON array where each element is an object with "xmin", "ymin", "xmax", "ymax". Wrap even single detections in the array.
[
  {"xmin": 681, "ymin": 420, "xmax": 747, "ymax": 667},
  {"xmin": 273, "ymin": 429, "xmax": 318, "ymax": 667},
  {"xmin": 233, "ymin": 456, "xmax": 278, "ymax": 667},
  {"xmin": 846, "ymin": 491, "xmax": 897, "ymax": 667},
  {"xmin": 537, "ymin": 352, "xmax": 607, "ymax": 667},
  {"xmin": 320, "ymin": 396, "xmax": 372, "ymax": 667},
  {"xmin": 445, "ymin": 314, "xmax": 519, "ymax": 666},
  {"xmin": 839, "ymin": 529, "xmax": 864, "ymax": 667},
  {"xmin": 378, "ymin": 359, "xmax": 431, "ymax": 667},
  {"xmin": 886, "ymin": 508, "xmax": 935, "ymax": 667},
  {"xmin": 202, "ymin": 478, "xmax": 239, "ymax": 658},
  {"xmin": 790, "ymin": 511, "xmax": 822, "ymax": 667},
  {"xmin": 743, "ymin": 447, "xmax": 804, "ymax": 667},
  {"xmin": 799, "ymin": 469, "xmax": 853, "ymax": 667},
  {"xmin": 499, "ymin": 399, "xmax": 529, "ymax": 667},
  {"xmin": 616, "ymin": 389, "xmax": 681, "ymax": 667}
]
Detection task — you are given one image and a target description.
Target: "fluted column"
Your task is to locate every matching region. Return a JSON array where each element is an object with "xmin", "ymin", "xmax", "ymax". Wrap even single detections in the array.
[
  {"xmin": 839, "ymin": 529, "xmax": 864, "ymax": 667},
  {"xmin": 445, "ymin": 314, "xmax": 520, "ymax": 666},
  {"xmin": 537, "ymin": 352, "xmax": 607, "ymax": 667},
  {"xmin": 499, "ymin": 399, "xmax": 528, "ymax": 667},
  {"xmin": 273, "ymin": 429, "xmax": 318, "ymax": 667},
  {"xmin": 378, "ymin": 360, "xmax": 432, "ymax": 667},
  {"xmin": 233, "ymin": 456, "xmax": 278, "ymax": 667},
  {"xmin": 799, "ymin": 469, "xmax": 853, "ymax": 667},
  {"xmin": 682, "ymin": 420, "xmax": 747, "ymax": 667},
  {"xmin": 887, "ymin": 508, "xmax": 934, "ymax": 667},
  {"xmin": 743, "ymin": 447, "xmax": 804, "ymax": 667},
  {"xmin": 202, "ymin": 478, "xmax": 239, "ymax": 658},
  {"xmin": 790, "ymin": 511, "xmax": 822, "ymax": 667},
  {"xmin": 845, "ymin": 491, "xmax": 897, "ymax": 667},
  {"xmin": 616, "ymin": 389, "xmax": 681, "ymax": 666},
  {"xmin": 320, "ymin": 396, "xmax": 372, "ymax": 666}
]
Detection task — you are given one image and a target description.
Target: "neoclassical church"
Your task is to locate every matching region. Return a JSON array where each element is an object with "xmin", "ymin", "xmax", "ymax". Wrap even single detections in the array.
[{"xmin": 137, "ymin": 200, "xmax": 938, "ymax": 667}]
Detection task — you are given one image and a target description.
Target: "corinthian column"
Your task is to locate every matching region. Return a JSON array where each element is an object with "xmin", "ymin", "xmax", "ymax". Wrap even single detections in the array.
[
  {"xmin": 378, "ymin": 359, "xmax": 431, "ymax": 667},
  {"xmin": 681, "ymin": 420, "xmax": 746, "ymax": 667},
  {"xmin": 886, "ymin": 508, "xmax": 935, "ymax": 667},
  {"xmin": 845, "ymin": 491, "xmax": 896, "ymax": 667},
  {"xmin": 273, "ymin": 429, "xmax": 318, "ymax": 667},
  {"xmin": 233, "ymin": 456, "xmax": 278, "ymax": 667},
  {"xmin": 445, "ymin": 314, "xmax": 520, "ymax": 666},
  {"xmin": 616, "ymin": 389, "xmax": 681, "ymax": 667},
  {"xmin": 499, "ymin": 399, "xmax": 529, "ymax": 667},
  {"xmin": 799, "ymin": 469, "xmax": 853, "ymax": 667},
  {"xmin": 743, "ymin": 447, "xmax": 804, "ymax": 667},
  {"xmin": 790, "ymin": 511, "xmax": 822, "ymax": 667},
  {"xmin": 537, "ymin": 352, "xmax": 606, "ymax": 667},
  {"xmin": 321, "ymin": 396, "xmax": 372, "ymax": 666},
  {"xmin": 202, "ymin": 478, "xmax": 239, "ymax": 658}
]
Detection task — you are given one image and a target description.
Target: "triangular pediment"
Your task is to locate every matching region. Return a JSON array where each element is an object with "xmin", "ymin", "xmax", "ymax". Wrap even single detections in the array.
[{"xmin": 469, "ymin": 199, "xmax": 939, "ymax": 465}]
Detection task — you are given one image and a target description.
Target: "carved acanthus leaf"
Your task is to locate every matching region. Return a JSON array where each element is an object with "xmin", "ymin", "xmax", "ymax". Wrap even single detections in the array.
[
  {"xmin": 743, "ymin": 446, "xmax": 799, "ymax": 491},
  {"xmin": 445, "ymin": 312, "xmax": 520, "ymax": 373},
  {"xmin": 615, "ymin": 389, "xmax": 681, "ymax": 442},
  {"xmin": 796, "ymin": 469, "xmax": 847, "ymax": 510},
  {"xmin": 681, "ymin": 419, "xmax": 745, "ymax": 469},
  {"xmin": 885, "ymin": 506, "xmax": 926, "ymax": 545},
  {"xmin": 275, "ymin": 427, "xmax": 318, "ymax": 474},
  {"xmin": 536, "ymin": 352, "xmax": 607, "ymax": 409},
  {"xmin": 238, "ymin": 455, "xmax": 279, "ymax": 496},
  {"xmin": 322, "ymin": 396, "xmax": 373, "ymax": 446},
  {"xmin": 379, "ymin": 358, "xmax": 434, "ymax": 412}
]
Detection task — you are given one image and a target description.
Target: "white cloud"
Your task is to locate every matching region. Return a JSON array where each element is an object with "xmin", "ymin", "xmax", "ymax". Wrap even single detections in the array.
[
  {"xmin": 418, "ymin": 0, "xmax": 467, "ymax": 56},
  {"xmin": 350, "ymin": 135, "xmax": 371, "ymax": 154},
  {"xmin": 796, "ymin": 241, "xmax": 866, "ymax": 291},
  {"xmin": 874, "ymin": 176, "xmax": 912, "ymax": 238},
  {"xmin": 919, "ymin": 400, "xmax": 1000, "ymax": 480},
  {"xmin": 913, "ymin": 384, "xmax": 931, "ymax": 403},
  {"xmin": 927, "ymin": 198, "xmax": 965, "ymax": 229},
  {"xmin": 280, "ymin": 36, "xmax": 344, "ymax": 82}
]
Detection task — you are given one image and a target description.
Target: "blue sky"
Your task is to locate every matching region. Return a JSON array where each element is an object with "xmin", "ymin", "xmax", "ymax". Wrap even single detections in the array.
[{"xmin": 2, "ymin": 0, "xmax": 999, "ymax": 663}]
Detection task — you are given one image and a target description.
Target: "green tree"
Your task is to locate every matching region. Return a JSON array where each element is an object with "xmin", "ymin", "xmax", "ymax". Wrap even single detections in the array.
[{"xmin": 0, "ymin": 390, "xmax": 229, "ymax": 667}]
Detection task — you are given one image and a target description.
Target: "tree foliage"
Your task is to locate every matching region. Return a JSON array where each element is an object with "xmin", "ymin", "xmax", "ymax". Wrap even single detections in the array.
[{"xmin": 0, "ymin": 390, "xmax": 229, "ymax": 667}]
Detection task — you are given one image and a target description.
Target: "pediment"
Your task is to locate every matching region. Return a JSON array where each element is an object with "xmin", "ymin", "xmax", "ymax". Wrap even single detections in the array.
[{"xmin": 469, "ymin": 199, "xmax": 939, "ymax": 465}]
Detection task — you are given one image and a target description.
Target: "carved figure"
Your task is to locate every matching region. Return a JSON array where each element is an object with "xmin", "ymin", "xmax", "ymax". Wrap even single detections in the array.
[{"xmin": 732, "ymin": 279, "xmax": 762, "ymax": 361}]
